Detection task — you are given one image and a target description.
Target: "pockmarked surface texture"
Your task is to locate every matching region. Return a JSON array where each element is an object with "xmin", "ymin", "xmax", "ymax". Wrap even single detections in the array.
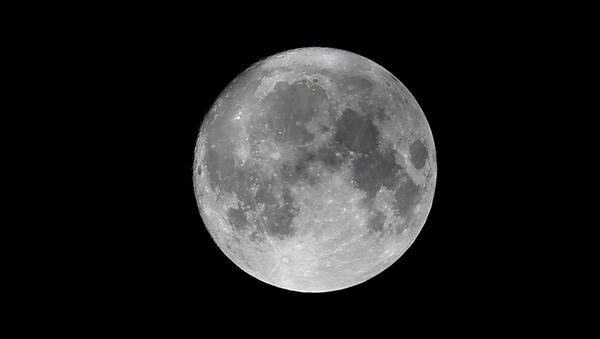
[{"xmin": 193, "ymin": 48, "xmax": 437, "ymax": 292}]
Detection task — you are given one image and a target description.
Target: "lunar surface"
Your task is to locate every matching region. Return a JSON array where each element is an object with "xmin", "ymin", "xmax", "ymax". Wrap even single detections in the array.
[{"xmin": 193, "ymin": 47, "xmax": 437, "ymax": 292}]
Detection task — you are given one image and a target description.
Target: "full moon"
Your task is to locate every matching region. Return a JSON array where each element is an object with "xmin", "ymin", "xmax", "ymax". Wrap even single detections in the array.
[{"xmin": 193, "ymin": 47, "xmax": 437, "ymax": 292}]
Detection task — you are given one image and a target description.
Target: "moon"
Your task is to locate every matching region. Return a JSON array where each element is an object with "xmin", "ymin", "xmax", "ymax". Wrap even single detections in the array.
[{"xmin": 193, "ymin": 47, "xmax": 437, "ymax": 292}]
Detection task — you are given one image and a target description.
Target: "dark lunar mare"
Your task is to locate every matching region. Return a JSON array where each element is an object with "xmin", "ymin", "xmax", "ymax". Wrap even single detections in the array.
[
  {"xmin": 204, "ymin": 80, "xmax": 328, "ymax": 238},
  {"xmin": 353, "ymin": 148, "xmax": 402, "ymax": 200},
  {"xmin": 368, "ymin": 210, "xmax": 386, "ymax": 233},
  {"xmin": 326, "ymin": 91, "xmax": 423, "ymax": 234},
  {"xmin": 204, "ymin": 117, "xmax": 237, "ymax": 193},
  {"xmin": 394, "ymin": 173, "xmax": 421, "ymax": 222},
  {"xmin": 204, "ymin": 63, "xmax": 426, "ymax": 241},
  {"xmin": 409, "ymin": 138, "xmax": 428, "ymax": 170},
  {"xmin": 331, "ymin": 106, "xmax": 403, "ymax": 199},
  {"xmin": 220, "ymin": 171, "xmax": 299, "ymax": 238},
  {"xmin": 334, "ymin": 108, "xmax": 379, "ymax": 154},
  {"xmin": 336, "ymin": 75, "xmax": 374, "ymax": 103},
  {"xmin": 258, "ymin": 80, "xmax": 327, "ymax": 145},
  {"xmin": 312, "ymin": 145, "xmax": 348, "ymax": 168},
  {"xmin": 280, "ymin": 144, "xmax": 350, "ymax": 187},
  {"xmin": 227, "ymin": 207, "xmax": 248, "ymax": 231},
  {"xmin": 260, "ymin": 187, "xmax": 299, "ymax": 238}
]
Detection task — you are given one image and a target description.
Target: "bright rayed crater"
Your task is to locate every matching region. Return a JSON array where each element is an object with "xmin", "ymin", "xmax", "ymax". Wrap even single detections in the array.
[{"xmin": 193, "ymin": 47, "xmax": 437, "ymax": 292}]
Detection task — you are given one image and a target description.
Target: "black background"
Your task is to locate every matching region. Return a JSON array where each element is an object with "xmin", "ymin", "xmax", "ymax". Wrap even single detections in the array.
[{"xmin": 57, "ymin": 12, "xmax": 564, "ymax": 329}]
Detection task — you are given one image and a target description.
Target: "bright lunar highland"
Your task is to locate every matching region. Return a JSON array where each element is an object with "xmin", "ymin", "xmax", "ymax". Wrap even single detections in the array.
[{"xmin": 193, "ymin": 47, "xmax": 437, "ymax": 292}]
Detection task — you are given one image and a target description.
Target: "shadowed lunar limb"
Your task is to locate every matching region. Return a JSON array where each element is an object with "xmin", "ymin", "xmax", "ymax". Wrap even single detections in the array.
[{"xmin": 194, "ymin": 47, "xmax": 437, "ymax": 292}]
